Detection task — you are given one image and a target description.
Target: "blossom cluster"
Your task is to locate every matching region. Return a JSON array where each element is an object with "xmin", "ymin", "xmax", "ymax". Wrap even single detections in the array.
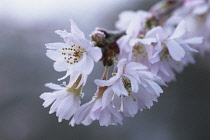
[{"xmin": 40, "ymin": 0, "xmax": 209, "ymax": 126}]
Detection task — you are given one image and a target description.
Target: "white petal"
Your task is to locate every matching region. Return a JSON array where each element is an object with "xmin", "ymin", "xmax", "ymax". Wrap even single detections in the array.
[
  {"xmin": 73, "ymin": 99, "xmax": 94, "ymax": 124},
  {"xmin": 53, "ymin": 60, "xmax": 68, "ymax": 72},
  {"xmin": 111, "ymin": 78, "xmax": 128, "ymax": 96},
  {"xmin": 56, "ymin": 94, "xmax": 75, "ymax": 122},
  {"xmin": 58, "ymin": 71, "xmax": 72, "ymax": 81},
  {"xmin": 146, "ymin": 26, "xmax": 168, "ymax": 40},
  {"xmin": 144, "ymin": 79, "xmax": 163, "ymax": 96},
  {"xmin": 83, "ymin": 56, "xmax": 94, "ymax": 75},
  {"xmin": 123, "ymin": 97, "xmax": 138, "ymax": 117},
  {"xmin": 87, "ymin": 47, "xmax": 102, "ymax": 62},
  {"xmin": 40, "ymin": 92, "xmax": 56, "ymax": 107},
  {"xmin": 46, "ymin": 43, "xmax": 67, "ymax": 50},
  {"xmin": 95, "ymin": 74, "xmax": 121, "ymax": 87},
  {"xmin": 102, "ymin": 88, "xmax": 114, "ymax": 109},
  {"xmin": 183, "ymin": 37, "xmax": 203, "ymax": 45},
  {"xmin": 117, "ymin": 58, "xmax": 127, "ymax": 74},
  {"xmin": 169, "ymin": 20, "xmax": 186, "ymax": 39},
  {"xmin": 107, "ymin": 105, "xmax": 123, "ymax": 125},
  {"xmin": 165, "ymin": 40, "xmax": 185, "ymax": 61},
  {"xmin": 193, "ymin": 4, "xmax": 209, "ymax": 15},
  {"xmin": 99, "ymin": 108, "xmax": 111, "ymax": 126},
  {"xmin": 45, "ymin": 83, "xmax": 64, "ymax": 90},
  {"xmin": 46, "ymin": 50, "xmax": 62, "ymax": 61},
  {"xmin": 55, "ymin": 30, "xmax": 70, "ymax": 38},
  {"xmin": 125, "ymin": 62, "xmax": 148, "ymax": 72},
  {"xmin": 70, "ymin": 19, "xmax": 85, "ymax": 38}
]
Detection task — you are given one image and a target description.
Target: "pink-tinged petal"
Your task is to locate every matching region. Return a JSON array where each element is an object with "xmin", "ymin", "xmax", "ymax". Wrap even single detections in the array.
[
  {"xmin": 102, "ymin": 88, "xmax": 114, "ymax": 109},
  {"xmin": 193, "ymin": 4, "xmax": 209, "ymax": 15},
  {"xmin": 95, "ymin": 74, "xmax": 121, "ymax": 87},
  {"xmin": 125, "ymin": 62, "xmax": 148, "ymax": 72},
  {"xmin": 184, "ymin": 44, "xmax": 199, "ymax": 53},
  {"xmin": 169, "ymin": 20, "xmax": 186, "ymax": 39},
  {"xmin": 107, "ymin": 105, "xmax": 123, "ymax": 125},
  {"xmin": 146, "ymin": 26, "xmax": 168, "ymax": 41},
  {"xmin": 81, "ymin": 116, "xmax": 93, "ymax": 126},
  {"xmin": 117, "ymin": 58, "xmax": 127, "ymax": 74},
  {"xmin": 90, "ymin": 99, "xmax": 102, "ymax": 120},
  {"xmin": 87, "ymin": 47, "xmax": 102, "ymax": 62},
  {"xmin": 91, "ymin": 98, "xmax": 102, "ymax": 112},
  {"xmin": 144, "ymin": 79, "xmax": 163, "ymax": 96},
  {"xmin": 112, "ymin": 95, "xmax": 121, "ymax": 110},
  {"xmin": 72, "ymin": 100, "xmax": 94, "ymax": 125},
  {"xmin": 117, "ymin": 35, "xmax": 131, "ymax": 53},
  {"xmin": 130, "ymin": 38, "xmax": 156, "ymax": 46},
  {"xmin": 159, "ymin": 63, "xmax": 170, "ymax": 77},
  {"xmin": 123, "ymin": 97, "xmax": 138, "ymax": 117},
  {"xmin": 183, "ymin": 37, "xmax": 203, "ymax": 45},
  {"xmin": 111, "ymin": 78, "xmax": 128, "ymax": 96},
  {"xmin": 165, "ymin": 40, "xmax": 185, "ymax": 61},
  {"xmin": 70, "ymin": 19, "xmax": 85, "ymax": 38},
  {"xmin": 45, "ymin": 83, "xmax": 64, "ymax": 90},
  {"xmin": 99, "ymin": 108, "xmax": 111, "ymax": 126}
]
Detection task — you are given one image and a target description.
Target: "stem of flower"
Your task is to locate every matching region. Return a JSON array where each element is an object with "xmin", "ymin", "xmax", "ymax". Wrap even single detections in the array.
[
  {"xmin": 101, "ymin": 65, "xmax": 109, "ymax": 80},
  {"xmin": 96, "ymin": 65, "xmax": 109, "ymax": 97}
]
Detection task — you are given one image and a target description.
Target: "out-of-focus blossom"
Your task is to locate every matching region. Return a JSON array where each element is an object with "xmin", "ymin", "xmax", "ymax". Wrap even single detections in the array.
[
  {"xmin": 70, "ymin": 97, "xmax": 123, "ymax": 126},
  {"xmin": 166, "ymin": 0, "xmax": 210, "ymax": 53},
  {"xmin": 147, "ymin": 21, "xmax": 202, "ymax": 82},
  {"xmin": 116, "ymin": 10, "xmax": 152, "ymax": 60}
]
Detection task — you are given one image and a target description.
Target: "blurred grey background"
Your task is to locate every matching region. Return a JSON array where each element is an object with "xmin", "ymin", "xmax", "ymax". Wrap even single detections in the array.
[{"xmin": 0, "ymin": 0, "xmax": 209, "ymax": 140}]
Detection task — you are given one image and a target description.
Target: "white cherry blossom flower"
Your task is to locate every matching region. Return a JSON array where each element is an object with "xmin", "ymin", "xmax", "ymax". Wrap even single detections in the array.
[
  {"xmin": 95, "ymin": 59, "xmax": 164, "ymax": 117},
  {"xmin": 40, "ymin": 83, "xmax": 82, "ymax": 122},
  {"xmin": 70, "ymin": 97, "xmax": 123, "ymax": 126},
  {"xmin": 147, "ymin": 21, "xmax": 203, "ymax": 82},
  {"xmin": 117, "ymin": 10, "xmax": 152, "ymax": 60},
  {"xmin": 46, "ymin": 20, "xmax": 102, "ymax": 87},
  {"xmin": 167, "ymin": 0, "xmax": 210, "ymax": 53}
]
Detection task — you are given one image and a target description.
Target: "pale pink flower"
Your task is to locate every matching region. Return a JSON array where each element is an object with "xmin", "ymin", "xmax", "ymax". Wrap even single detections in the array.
[
  {"xmin": 40, "ymin": 83, "xmax": 82, "ymax": 122},
  {"xmin": 70, "ymin": 97, "xmax": 123, "ymax": 126},
  {"xmin": 147, "ymin": 21, "xmax": 203, "ymax": 82},
  {"xmin": 95, "ymin": 59, "xmax": 164, "ymax": 117},
  {"xmin": 117, "ymin": 10, "xmax": 152, "ymax": 60},
  {"xmin": 166, "ymin": 0, "xmax": 210, "ymax": 53}
]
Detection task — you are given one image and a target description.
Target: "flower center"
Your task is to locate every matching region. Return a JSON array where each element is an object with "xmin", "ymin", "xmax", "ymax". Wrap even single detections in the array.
[
  {"xmin": 160, "ymin": 44, "xmax": 171, "ymax": 61},
  {"xmin": 61, "ymin": 44, "xmax": 85, "ymax": 64},
  {"xmin": 122, "ymin": 76, "xmax": 131, "ymax": 92},
  {"xmin": 132, "ymin": 43, "xmax": 148, "ymax": 61}
]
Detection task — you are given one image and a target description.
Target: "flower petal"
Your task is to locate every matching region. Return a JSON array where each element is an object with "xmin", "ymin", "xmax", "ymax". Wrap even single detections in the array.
[
  {"xmin": 70, "ymin": 19, "xmax": 85, "ymax": 38},
  {"xmin": 165, "ymin": 39, "xmax": 185, "ymax": 61}
]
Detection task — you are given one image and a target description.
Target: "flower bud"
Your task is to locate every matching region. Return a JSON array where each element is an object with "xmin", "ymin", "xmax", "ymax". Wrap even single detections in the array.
[{"xmin": 90, "ymin": 31, "xmax": 106, "ymax": 47}]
